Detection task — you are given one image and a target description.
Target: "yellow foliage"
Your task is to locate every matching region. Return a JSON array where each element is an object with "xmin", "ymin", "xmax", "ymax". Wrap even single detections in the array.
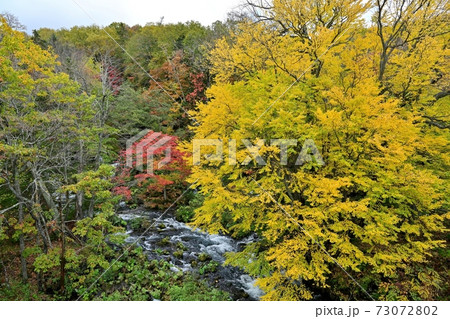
[{"xmin": 187, "ymin": 1, "xmax": 448, "ymax": 300}]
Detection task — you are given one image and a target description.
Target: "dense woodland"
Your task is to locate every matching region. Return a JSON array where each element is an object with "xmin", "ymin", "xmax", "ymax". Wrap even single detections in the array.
[{"xmin": 0, "ymin": 0, "xmax": 449, "ymax": 301}]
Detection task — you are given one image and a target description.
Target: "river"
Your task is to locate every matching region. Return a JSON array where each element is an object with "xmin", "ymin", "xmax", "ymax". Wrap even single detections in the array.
[{"xmin": 118, "ymin": 207, "xmax": 264, "ymax": 300}]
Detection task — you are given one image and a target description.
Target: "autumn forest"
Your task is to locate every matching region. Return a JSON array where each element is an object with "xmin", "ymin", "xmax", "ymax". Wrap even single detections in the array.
[{"xmin": 0, "ymin": 0, "xmax": 449, "ymax": 302}]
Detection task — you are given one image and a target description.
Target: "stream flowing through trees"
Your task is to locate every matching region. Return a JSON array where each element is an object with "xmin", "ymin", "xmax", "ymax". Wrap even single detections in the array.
[{"xmin": 118, "ymin": 207, "xmax": 264, "ymax": 300}]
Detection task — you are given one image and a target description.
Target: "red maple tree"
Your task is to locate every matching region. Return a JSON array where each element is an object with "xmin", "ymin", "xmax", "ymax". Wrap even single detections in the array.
[{"xmin": 113, "ymin": 131, "xmax": 190, "ymax": 209}]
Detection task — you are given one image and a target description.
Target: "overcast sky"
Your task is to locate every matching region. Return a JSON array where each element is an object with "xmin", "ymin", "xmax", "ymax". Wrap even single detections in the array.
[{"xmin": 1, "ymin": 0, "xmax": 244, "ymax": 32}]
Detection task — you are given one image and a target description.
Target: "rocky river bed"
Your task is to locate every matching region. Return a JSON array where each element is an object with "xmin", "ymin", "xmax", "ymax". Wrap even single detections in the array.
[{"xmin": 118, "ymin": 207, "xmax": 264, "ymax": 301}]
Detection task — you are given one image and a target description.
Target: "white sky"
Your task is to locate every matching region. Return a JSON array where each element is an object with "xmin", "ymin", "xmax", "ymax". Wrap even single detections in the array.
[{"xmin": 1, "ymin": 0, "xmax": 244, "ymax": 32}]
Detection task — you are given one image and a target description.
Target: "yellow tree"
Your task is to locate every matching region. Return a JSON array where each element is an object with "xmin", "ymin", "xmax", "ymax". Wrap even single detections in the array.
[{"xmin": 187, "ymin": 0, "xmax": 449, "ymax": 300}]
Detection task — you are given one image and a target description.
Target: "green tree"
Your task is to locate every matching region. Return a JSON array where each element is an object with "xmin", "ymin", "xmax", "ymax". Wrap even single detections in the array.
[{"xmin": 0, "ymin": 18, "xmax": 94, "ymax": 281}]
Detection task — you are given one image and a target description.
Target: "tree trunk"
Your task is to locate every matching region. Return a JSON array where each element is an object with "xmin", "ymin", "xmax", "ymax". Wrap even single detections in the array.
[
  {"xmin": 18, "ymin": 203, "xmax": 28, "ymax": 282},
  {"xmin": 29, "ymin": 209, "xmax": 52, "ymax": 253},
  {"xmin": 29, "ymin": 163, "xmax": 58, "ymax": 218},
  {"xmin": 14, "ymin": 169, "xmax": 28, "ymax": 283},
  {"xmin": 35, "ymin": 233, "xmax": 43, "ymax": 292},
  {"xmin": 36, "ymin": 179, "xmax": 57, "ymax": 218},
  {"xmin": 379, "ymin": 50, "xmax": 388, "ymax": 82},
  {"xmin": 96, "ymin": 132, "xmax": 104, "ymax": 169},
  {"xmin": 0, "ymin": 260, "xmax": 10, "ymax": 288},
  {"xmin": 76, "ymin": 191, "xmax": 84, "ymax": 220},
  {"xmin": 76, "ymin": 140, "xmax": 85, "ymax": 220},
  {"xmin": 59, "ymin": 195, "xmax": 66, "ymax": 293},
  {"xmin": 88, "ymin": 198, "xmax": 95, "ymax": 218}
]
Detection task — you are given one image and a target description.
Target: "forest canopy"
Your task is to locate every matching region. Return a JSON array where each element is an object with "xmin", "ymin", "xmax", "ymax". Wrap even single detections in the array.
[{"xmin": 0, "ymin": 0, "xmax": 449, "ymax": 302}]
